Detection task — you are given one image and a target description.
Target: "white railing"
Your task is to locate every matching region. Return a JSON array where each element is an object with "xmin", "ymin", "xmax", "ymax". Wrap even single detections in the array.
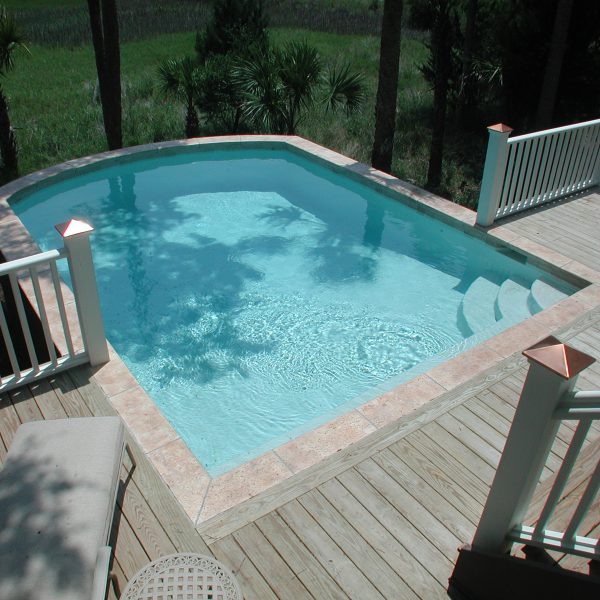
[
  {"xmin": 0, "ymin": 219, "xmax": 108, "ymax": 392},
  {"xmin": 476, "ymin": 118, "xmax": 600, "ymax": 226},
  {"xmin": 472, "ymin": 336, "xmax": 599, "ymax": 561}
]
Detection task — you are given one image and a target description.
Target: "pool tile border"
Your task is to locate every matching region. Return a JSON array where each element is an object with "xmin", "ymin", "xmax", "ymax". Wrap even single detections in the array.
[{"xmin": 2, "ymin": 135, "xmax": 599, "ymax": 525}]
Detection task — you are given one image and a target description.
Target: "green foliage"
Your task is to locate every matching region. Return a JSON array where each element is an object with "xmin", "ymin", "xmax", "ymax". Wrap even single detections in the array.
[
  {"xmin": 158, "ymin": 55, "xmax": 202, "ymax": 137},
  {"xmin": 0, "ymin": 6, "xmax": 27, "ymax": 74},
  {"xmin": 233, "ymin": 40, "xmax": 364, "ymax": 134},
  {"xmin": 195, "ymin": 0, "xmax": 268, "ymax": 61},
  {"xmin": 323, "ymin": 63, "xmax": 365, "ymax": 114}
]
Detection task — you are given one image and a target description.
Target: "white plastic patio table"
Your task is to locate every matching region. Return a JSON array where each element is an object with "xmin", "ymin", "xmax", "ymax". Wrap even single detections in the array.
[{"xmin": 120, "ymin": 553, "xmax": 243, "ymax": 600}]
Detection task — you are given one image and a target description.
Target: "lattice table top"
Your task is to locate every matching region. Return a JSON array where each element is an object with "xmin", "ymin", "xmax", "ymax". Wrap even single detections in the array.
[{"xmin": 120, "ymin": 553, "xmax": 243, "ymax": 600}]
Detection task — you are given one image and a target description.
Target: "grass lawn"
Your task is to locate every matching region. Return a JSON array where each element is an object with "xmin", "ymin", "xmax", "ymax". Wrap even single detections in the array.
[{"xmin": 5, "ymin": 25, "xmax": 485, "ymax": 206}]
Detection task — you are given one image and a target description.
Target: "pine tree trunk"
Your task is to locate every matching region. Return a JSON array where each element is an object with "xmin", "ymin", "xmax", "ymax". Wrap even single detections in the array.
[
  {"xmin": 371, "ymin": 0, "xmax": 403, "ymax": 173},
  {"xmin": 535, "ymin": 0, "xmax": 573, "ymax": 130},
  {"xmin": 101, "ymin": 0, "xmax": 122, "ymax": 149},
  {"xmin": 0, "ymin": 85, "xmax": 18, "ymax": 183},
  {"xmin": 426, "ymin": 0, "xmax": 452, "ymax": 191},
  {"xmin": 87, "ymin": 0, "xmax": 122, "ymax": 150}
]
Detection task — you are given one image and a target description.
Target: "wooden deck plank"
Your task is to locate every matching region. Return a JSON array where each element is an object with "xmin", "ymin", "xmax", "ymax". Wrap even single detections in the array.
[
  {"xmin": 111, "ymin": 509, "xmax": 151, "ymax": 582},
  {"xmin": 118, "ymin": 478, "xmax": 177, "ymax": 561},
  {"xmin": 27, "ymin": 378, "xmax": 68, "ymax": 420},
  {"xmin": 371, "ymin": 449, "xmax": 475, "ymax": 541},
  {"xmin": 335, "ymin": 468, "xmax": 456, "ymax": 585},
  {"xmin": 421, "ymin": 421, "xmax": 495, "ymax": 486},
  {"xmin": 322, "ymin": 473, "xmax": 451, "ymax": 594},
  {"xmin": 299, "ymin": 488, "xmax": 422, "ymax": 600},
  {"xmin": 211, "ymin": 535, "xmax": 278, "ymax": 600},
  {"xmin": 404, "ymin": 429, "xmax": 489, "ymax": 505},
  {"xmin": 232, "ymin": 523, "xmax": 313, "ymax": 600},
  {"xmin": 389, "ymin": 437, "xmax": 483, "ymax": 525},
  {"xmin": 255, "ymin": 512, "xmax": 349, "ymax": 600},
  {"xmin": 9, "ymin": 384, "xmax": 43, "ymax": 423},
  {"xmin": 466, "ymin": 396, "xmax": 570, "ymax": 464},
  {"xmin": 49, "ymin": 372, "xmax": 92, "ymax": 418},
  {"xmin": 0, "ymin": 392, "xmax": 21, "ymax": 454},
  {"xmin": 277, "ymin": 500, "xmax": 385, "ymax": 600},
  {"xmin": 435, "ymin": 412, "xmax": 501, "ymax": 470},
  {"xmin": 108, "ymin": 557, "xmax": 127, "ymax": 600},
  {"xmin": 477, "ymin": 388, "xmax": 582, "ymax": 448},
  {"xmin": 354, "ymin": 458, "xmax": 463, "ymax": 561}
]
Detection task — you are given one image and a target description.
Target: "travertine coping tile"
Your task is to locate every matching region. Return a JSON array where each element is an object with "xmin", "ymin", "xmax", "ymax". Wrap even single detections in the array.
[
  {"xmin": 357, "ymin": 374, "xmax": 445, "ymax": 429},
  {"xmin": 91, "ymin": 352, "xmax": 139, "ymax": 397},
  {"xmin": 110, "ymin": 385, "xmax": 179, "ymax": 454},
  {"xmin": 426, "ymin": 344, "xmax": 505, "ymax": 391},
  {"xmin": 149, "ymin": 438, "xmax": 211, "ymax": 522},
  {"xmin": 1, "ymin": 134, "xmax": 599, "ymax": 528},
  {"xmin": 485, "ymin": 318, "xmax": 552, "ymax": 359},
  {"xmin": 507, "ymin": 237, "xmax": 573, "ymax": 268},
  {"xmin": 274, "ymin": 409, "xmax": 377, "ymax": 473},
  {"xmin": 197, "ymin": 452, "xmax": 292, "ymax": 524},
  {"xmin": 563, "ymin": 260, "xmax": 600, "ymax": 284}
]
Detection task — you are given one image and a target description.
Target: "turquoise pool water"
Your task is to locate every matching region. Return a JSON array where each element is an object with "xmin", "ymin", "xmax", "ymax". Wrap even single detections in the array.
[{"xmin": 12, "ymin": 147, "xmax": 575, "ymax": 474}]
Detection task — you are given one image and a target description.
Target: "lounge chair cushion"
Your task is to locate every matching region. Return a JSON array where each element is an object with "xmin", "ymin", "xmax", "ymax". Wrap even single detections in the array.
[{"xmin": 0, "ymin": 416, "xmax": 124, "ymax": 600}]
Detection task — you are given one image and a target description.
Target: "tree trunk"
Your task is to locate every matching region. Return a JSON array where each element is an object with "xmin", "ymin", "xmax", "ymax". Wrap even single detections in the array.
[
  {"xmin": 0, "ymin": 85, "xmax": 18, "ymax": 183},
  {"xmin": 87, "ymin": 0, "xmax": 122, "ymax": 150},
  {"xmin": 426, "ymin": 0, "xmax": 452, "ymax": 191},
  {"xmin": 371, "ymin": 0, "xmax": 403, "ymax": 173},
  {"xmin": 185, "ymin": 98, "xmax": 199, "ymax": 138},
  {"xmin": 535, "ymin": 0, "xmax": 573, "ymax": 130},
  {"xmin": 457, "ymin": 0, "xmax": 477, "ymax": 127}
]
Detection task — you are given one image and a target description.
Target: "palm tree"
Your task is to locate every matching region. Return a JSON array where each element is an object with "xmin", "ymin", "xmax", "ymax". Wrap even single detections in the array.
[
  {"xmin": 234, "ymin": 41, "xmax": 364, "ymax": 135},
  {"xmin": 0, "ymin": 6, "xmax": 27, "ymax": 183},
  {"xmin": 535, "ymin": 0, "xmax": 573, "ymax": 130},
  {"xmin": 87, "ymin": 0, "xmax": 122, "ymax": 150},
  {"xmin": 425, "ymin": 0, "xmax": 453, "ymax": 191},
  {"xmin": 158, "ymin": 57, "xmax": 202, "ymax": 138},
  {"xmin": 371, "ymin": 0, "xmax": 404, "ymax": 173}
]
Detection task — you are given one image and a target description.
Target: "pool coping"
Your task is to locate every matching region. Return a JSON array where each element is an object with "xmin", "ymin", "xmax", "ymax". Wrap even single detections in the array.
[{"xmin": 2, "ymin": 135, "xmax": 600, "ymax": 529}]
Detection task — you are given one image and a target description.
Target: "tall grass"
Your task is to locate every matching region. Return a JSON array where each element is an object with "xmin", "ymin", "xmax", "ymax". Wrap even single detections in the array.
[{"xmin": 12, "ymin": 0, "xmax": 432, "ymax": 48}]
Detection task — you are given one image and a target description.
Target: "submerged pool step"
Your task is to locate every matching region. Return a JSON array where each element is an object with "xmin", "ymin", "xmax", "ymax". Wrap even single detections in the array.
[
  {"xmin": 459, "ymin": 277, "xmax": 501, "ymax": 336},
  {"xmin": 529, "ymin": 279, "xmax": 570, "ymax": 313},
  {"xmin": 495, "ymin": 279, "xmax": 533, "ymax": 324}
]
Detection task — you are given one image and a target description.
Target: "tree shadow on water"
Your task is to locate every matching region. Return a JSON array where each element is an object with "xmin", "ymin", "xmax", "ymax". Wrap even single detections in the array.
[
  {"xmin": 110, "ymin": 229, "xmax": 292, "ymax": 387},
  {"xmin": 0, "ymin": 433, "xmax": 93, "ymax": 599}
]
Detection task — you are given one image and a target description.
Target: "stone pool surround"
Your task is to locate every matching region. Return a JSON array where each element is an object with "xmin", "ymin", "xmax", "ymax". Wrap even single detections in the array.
[{"xmin": 2, "ymin": 135, "xmax": 600, "ymax": 531}]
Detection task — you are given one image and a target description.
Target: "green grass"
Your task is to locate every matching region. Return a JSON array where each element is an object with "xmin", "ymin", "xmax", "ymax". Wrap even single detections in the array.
[
  {"xmin": 3, "ymin": 0, "xmax": 85, "ymax": 8},
  {"xmin": 5, "ymin": 27, "xmax": 484, "ymax": 206}
]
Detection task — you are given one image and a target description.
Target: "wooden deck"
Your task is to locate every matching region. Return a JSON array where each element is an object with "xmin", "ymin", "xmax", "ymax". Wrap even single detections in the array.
[
  {"xmin": 1, "ymin": 307, "xmax": 599, "ymax": 599},
  {"xmin": 2, "ymin": 192, "xmax": 600, "ymax": 599}
]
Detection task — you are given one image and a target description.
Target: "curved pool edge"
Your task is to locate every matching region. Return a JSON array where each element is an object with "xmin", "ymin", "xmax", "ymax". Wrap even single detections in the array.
[{"xmin": 2, "ymin": 135, "xmax": 600, "ymax": 530}]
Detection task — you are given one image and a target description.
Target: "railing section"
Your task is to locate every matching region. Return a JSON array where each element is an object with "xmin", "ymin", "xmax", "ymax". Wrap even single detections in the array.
[
  {"xmin": 477, "ymin": 118, "xmax": 600, "ymax": 226},
  {"xmin": 472, "ymin": 336, "xmax": 600, "ymax": 561},
  {"xmin": 0, "ymin": 219, "xmax": 108, "ymax": 393}
]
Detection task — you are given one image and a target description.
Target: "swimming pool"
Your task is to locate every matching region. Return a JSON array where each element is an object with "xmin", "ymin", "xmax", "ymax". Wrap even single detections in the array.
[{"xmin": 11, "ymin": 144, "xmax": 577, "ymax": 474}]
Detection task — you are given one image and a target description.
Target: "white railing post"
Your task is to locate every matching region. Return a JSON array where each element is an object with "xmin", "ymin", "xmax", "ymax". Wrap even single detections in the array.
[
  {"xmin": 476, "ymin": 123, "xmax": 513, "ymax": 226},
  {"xmin": 56, "ymin": 219, "xmax": 109, "ymax": 366},
  {"xmin": 472, "ymin": 336, "xmax": 595, "ymax": 554}
]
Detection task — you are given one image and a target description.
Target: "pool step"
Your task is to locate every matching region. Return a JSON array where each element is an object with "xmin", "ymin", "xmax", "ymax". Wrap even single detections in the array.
[
  {"xmin": 459, "ymin": 277, "xmax": 501, "ymax": 336},
  {"xmin": 496, "ymin": 279, "xmax": 533, "ymax": 324},
  {"xmin": 529, "ymin": 279, "xmax": 570, "ymax": 313},
  {"xmin": 459, "ymin": 276, "xmax": 572, "ymax": 337}
]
